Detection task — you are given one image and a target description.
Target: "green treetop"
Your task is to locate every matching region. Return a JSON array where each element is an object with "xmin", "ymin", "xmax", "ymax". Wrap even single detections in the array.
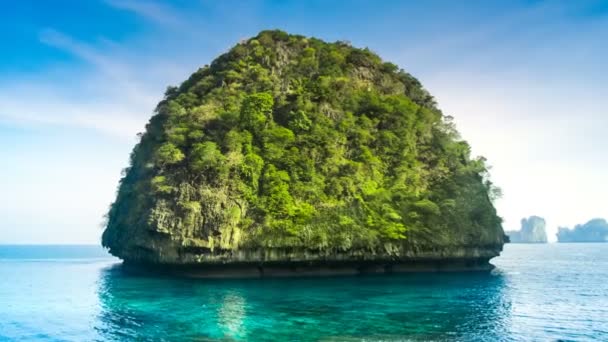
[{"xmin": 102, "ymin": 30, "xmax": 504, "ymax": 260}]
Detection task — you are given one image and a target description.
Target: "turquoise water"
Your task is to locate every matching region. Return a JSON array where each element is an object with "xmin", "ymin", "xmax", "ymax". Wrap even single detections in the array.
[{"xmin": 0, "ymin": 244, "xmax": 606, "ymax": 341}]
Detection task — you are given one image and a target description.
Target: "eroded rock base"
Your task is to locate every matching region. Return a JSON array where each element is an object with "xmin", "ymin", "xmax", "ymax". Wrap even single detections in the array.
[{"xmin": 122, "ymin": 258, "xmax": 495, "ymax": 279}]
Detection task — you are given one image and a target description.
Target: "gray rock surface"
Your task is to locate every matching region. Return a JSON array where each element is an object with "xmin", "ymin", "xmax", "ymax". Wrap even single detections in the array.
[
  {"xmin": 557, "ymin": 218, "xmax": 608, "ymax": 242},
  {"xmin": 506, "ymin": 216, "xmax": 548, "ymax": 243}
]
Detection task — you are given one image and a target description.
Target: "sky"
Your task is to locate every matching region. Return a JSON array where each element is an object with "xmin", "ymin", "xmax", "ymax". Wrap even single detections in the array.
[{"xmin": 1, "ymin": 0, "xmax": 606, "ymax": 244}]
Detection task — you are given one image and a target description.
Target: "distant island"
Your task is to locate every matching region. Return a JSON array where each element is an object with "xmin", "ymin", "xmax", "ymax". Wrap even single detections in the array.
[
  {"xmin": 506, "ymin": 216, "xmax": 548, "ymax": 243},
  {"xmin": 557, "ymin": 218, "xmax": 608, "ymax": 242},
  {"xmin": 101, "ymin": 30, "xmax": 505, "ymax": 277}
]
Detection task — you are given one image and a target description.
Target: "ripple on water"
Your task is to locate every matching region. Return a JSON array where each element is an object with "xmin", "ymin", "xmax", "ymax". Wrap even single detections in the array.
[{"xmin": 0, "ymin": 244, "xmax": 606, "ymax": 341}]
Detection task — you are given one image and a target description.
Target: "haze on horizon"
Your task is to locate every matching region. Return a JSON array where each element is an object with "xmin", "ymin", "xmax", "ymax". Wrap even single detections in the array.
[{"xmin": 1, "ymin": 0, "xmax": 606, "ymax": 244}]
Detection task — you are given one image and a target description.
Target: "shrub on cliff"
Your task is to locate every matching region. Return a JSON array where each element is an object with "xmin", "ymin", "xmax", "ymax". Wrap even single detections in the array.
[{"xmin": 102, "ymin": 30, "xmax": 504, "ymax": 260}]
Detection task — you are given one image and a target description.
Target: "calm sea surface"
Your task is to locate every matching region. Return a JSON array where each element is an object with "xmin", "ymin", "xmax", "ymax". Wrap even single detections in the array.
[{"xmin": 0, "ymin": 244, "xmax": 606, "ymax": 341}]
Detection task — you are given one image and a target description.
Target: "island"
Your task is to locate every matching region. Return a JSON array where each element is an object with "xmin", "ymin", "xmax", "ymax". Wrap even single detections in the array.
[
  {"xmin": 101, "ymin": 30, "xmax": 505, "ymax": 277},
  {"xmin": 557, "ymin": 218, "xmax": 608, "ymax": 242},
  {"xmin": 506, "ymin": 216, "xmax": 548, "ymax": 243}
]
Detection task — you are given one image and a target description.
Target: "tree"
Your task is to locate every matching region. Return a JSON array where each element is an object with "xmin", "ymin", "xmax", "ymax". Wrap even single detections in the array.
[
  {"xmin": 103, "ymin": 30, "xmax": 504, "ymax": 259},
  {"xmin": 155, "ymin": 143, "xmax": 184, "ymax": 166},
  {"xmin": 240, "ymin": 92, "xmax": 274, "ymax": 132}
]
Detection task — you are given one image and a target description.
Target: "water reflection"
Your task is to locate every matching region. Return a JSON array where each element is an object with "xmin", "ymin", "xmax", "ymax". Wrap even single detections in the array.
[
  {"xmin": 94, "ymin": 265, "xmax": 512, "ymax": 341},
  {"xmin": 217, "ymin": 292, "xmax": 246, "ymax": 338}
]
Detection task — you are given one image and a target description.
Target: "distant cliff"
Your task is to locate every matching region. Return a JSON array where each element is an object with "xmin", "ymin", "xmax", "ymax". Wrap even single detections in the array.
[
  {"xmin": 506, "ymin": 216, "xmax": 548, "ymax": 243},
  {"xmin": 557, "ymin": 219, "xmax": 608, "ymax": 242}
]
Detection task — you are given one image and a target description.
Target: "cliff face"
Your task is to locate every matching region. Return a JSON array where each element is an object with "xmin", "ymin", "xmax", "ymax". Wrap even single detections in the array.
[
  {"xmin": 557, "ymin": 219, "xmax": 608, "ymax": 242},
  {"xmin": 102, "ymin": 30, "xmax": 505, "ymax": 273},
  {"xmin": 506, "ymin": 216, "xmax": 548, "ymax": 243}
]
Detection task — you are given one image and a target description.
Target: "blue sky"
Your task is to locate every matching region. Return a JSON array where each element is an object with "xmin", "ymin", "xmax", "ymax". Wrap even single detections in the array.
[{"xmin": 1, "ymin": 0, "xmax": 607, "ymax": 243}]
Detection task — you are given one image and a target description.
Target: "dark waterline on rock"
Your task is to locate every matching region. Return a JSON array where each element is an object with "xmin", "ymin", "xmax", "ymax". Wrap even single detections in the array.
[
  {"xmin": 0, "ymin": 243, "xmax": 607, "ymax": 341},
  {"xmin": 121, "ymin": 256, "xmax": 496, "ymax": 278}
]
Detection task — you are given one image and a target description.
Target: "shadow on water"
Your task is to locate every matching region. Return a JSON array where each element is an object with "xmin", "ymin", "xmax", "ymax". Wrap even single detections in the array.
[{"xmin": 94, "ymin": 264, "xmax": 513, "ymax": 341}]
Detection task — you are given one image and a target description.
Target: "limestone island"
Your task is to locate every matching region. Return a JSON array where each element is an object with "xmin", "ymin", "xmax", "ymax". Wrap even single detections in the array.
[
  {"xmin": 557, "ymin": 218, "xmax": 608, "ymax": 242},
  {"xmin": 101, "ymin": 30, "xmax": 505, "ymax": 278},
  {"xmin": 506, "ymin": 216, "xmax": 548, "ymax": 243}
]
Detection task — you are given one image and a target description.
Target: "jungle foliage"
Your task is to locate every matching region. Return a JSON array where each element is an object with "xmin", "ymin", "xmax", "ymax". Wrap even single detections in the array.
[{"xmin": 102, "ymin": 30, "xmax": 503, "ymax": 256}]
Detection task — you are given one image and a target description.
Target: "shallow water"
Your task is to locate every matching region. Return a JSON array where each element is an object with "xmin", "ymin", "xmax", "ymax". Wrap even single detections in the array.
[{"xmin": 0, "ymin": 244, "xmax": 606, "ymax": 341}]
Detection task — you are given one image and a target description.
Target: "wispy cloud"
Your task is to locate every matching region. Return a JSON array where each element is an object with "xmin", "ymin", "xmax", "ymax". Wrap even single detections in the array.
[
  {"xmin": 103, "ymin": 0, "xmax": 183, "ymax": 27},
  {"xmin": 0, "ymin": 27, "xmax": 196, "ymax": 139},
  {"xmin": 38, "ymin": 28, "xmax": 158, "ymax": 106},
  {"xmin": 0, "ymin": 40, "xmax": 145, "ymax": 138},
  {"xmin": 0, "ymin": 91, "xmax": 145, "ymax": 139}
]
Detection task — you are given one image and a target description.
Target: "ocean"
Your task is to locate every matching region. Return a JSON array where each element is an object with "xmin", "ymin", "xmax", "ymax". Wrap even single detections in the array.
[{"xmin": 0, "ymin": 243, "xmax": 606, "ymax": 341}]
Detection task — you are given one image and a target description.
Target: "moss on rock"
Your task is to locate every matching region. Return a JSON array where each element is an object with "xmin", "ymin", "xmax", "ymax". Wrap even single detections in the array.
[{"xmin": 102, "ymin": 30, "xmax": 505, "ymax": 267}]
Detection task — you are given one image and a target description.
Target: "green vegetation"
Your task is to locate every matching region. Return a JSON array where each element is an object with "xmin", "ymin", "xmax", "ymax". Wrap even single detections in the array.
[{"xmin": 102, "ymin": 30, "xmax": 504, "ymax": 261}]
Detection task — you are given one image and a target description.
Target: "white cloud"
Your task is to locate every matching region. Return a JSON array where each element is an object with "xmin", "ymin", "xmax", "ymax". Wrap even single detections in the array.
[
  {"xmin": 103, "ymin": 0, "xmax": 183, "ymax": 27},
  {"xmin": 0, "ymin": 28, "xmax": 198, "ymax": 139},
  {"xmin": 39, "ymin": 29, "xmax": 161, "ymax": 107},
  {"xmin": 0, "ymin": 88, "xmax": 146, "ymax": 139}
]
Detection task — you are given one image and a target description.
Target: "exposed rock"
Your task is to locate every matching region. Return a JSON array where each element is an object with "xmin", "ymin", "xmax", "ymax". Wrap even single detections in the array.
[
  {"xmin": 101, "ymin": 30, "xmax": 505, "ymax": 276},
  {"xmin": 557, "ymin": 218, "xmax": 608, "ymax": 242},
  {"xmin": 506, "ymin": 216, "xmax": 548, "ymax": 243}
]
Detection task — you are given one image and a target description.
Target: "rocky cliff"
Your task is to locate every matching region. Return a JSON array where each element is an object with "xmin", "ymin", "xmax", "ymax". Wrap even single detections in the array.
[
  {"xmin": 506, "ymin": 216, "xmax": 548, "ymax": 243},
  {"xmin": 101, "ymin": 30, "xmax": 505, "ymax": 276},
  {"xmin": 557, "ymin": 218, "xmax": 608, "ymax": 242}
]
